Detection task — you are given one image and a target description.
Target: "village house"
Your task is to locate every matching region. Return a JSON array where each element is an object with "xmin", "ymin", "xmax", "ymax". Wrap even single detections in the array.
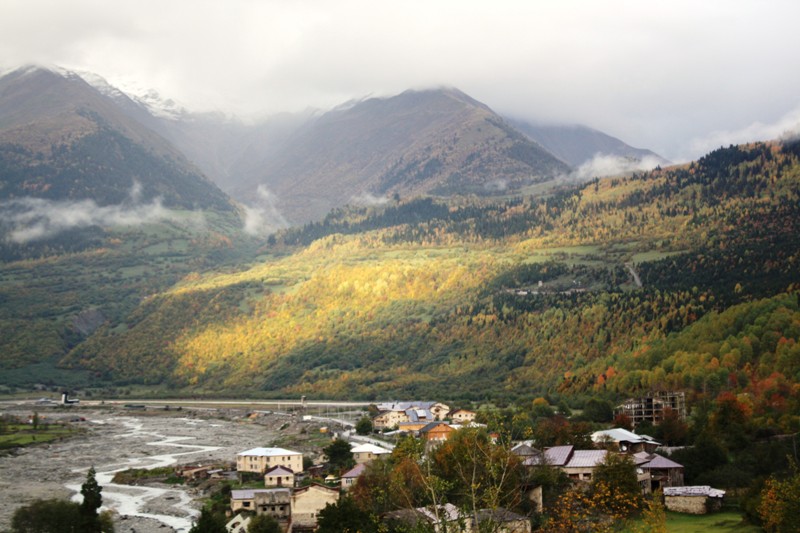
[
  {"xmin": 291, "ymin": 483, "xmax": 340, "ymax": 531},
  {"xmin": 341, "ymin": 462, "xmax": 367, "ymax": 491},
  {"xmin": 591, "ymin": 428, "xmax": 660, "ymax": 454},
  {"xmin": 230, "ymin": 488, "xmax": 292, "ymax": 523},
  {"xmin": 449, "ymin": 408, "xmax": 477, "ymax": 423},
  {"xmin": 351, "ymin": 442, "xmax": 392, "ymax": 464},
  {"xmin": 373, "ymin": 409, "xmax": 410, "ymax": 430},
  {"xmin": 531, "ymin": 445, "xmax": 608, "ymax": 482},
  {"xmin": 419, "ymin": 421, "xmax": 456, "ymax": 445},
  {"xmin": 664, "ymin": 486, "xmax": 726, "ymax": 514},
  {"xmin": 372, "ymin": 401, "xmax": 451, "ymax": 429},
  {"xmin": 633, "ymin": 452, "xmax": 685, "ymax": 490},
  {"xmin": 510, "ymin": 441, "xmax": 542, "ymax": 464},
  {"xmin": 397, "ymin": 421, "xmax": 429, "ymax": 434},
  {"xmin": 264, "ymin": 465, "xmax": 295, "ymax": 487},
  {"xmin": 236, "ymin": 447, "xmax": 303, "ymax": 475},
  {"xmin": 520, "ymin": 445, "xmax": 636, "ymax": 484}
]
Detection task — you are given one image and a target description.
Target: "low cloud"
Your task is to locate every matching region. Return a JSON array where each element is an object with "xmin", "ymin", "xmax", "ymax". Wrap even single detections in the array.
[
  {"xmin": 241, "ymin": 185, "xmax": 289, "ymax": 236},
  {"xmin": 350, "ymin": 192, "xmax": 390, "ymax": 206},
  {"xmin": 689, "ymin": 106, "xmax": 800, "ymax": 157},
  {"xmin": 569, "ymin": 153, "xmax": 664, "ymax": 181},
  {"xmin": 0, "ymin": 194, "xmax": 193, "ymax": 243},
  {"xmin": 484, "ymin": 179, "xmax": 507, "ymax": 192}
]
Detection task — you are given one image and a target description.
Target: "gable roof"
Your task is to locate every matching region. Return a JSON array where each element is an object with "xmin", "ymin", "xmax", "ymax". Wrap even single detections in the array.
[
  {"xmin": 641, "ymin": 454, "xmax": 683, "ymax": 470},
  {"xmin": 264, "ymin": 465, "xmax": 295, "ymax": 476},
  {"xmin": 342, "ymin": 463, "xmax": 367, "ymax": 479},
  {"xmin": 419, "ymin": 421, "xmax": 453, "ymax": 433},
  {"xmin": 511, "ymin": 443, "xmax": 541, "ymax": 457},
  {"xmin": 543, "ymin": 445, "xmax": 574, "ymax": 466},
  {"xmin": 565, "ymin": 449, "xmax": 607, "ymax": 468},
  {"xmin": 416, "ymin": 503, "xmax": 461, "ymax": 524},
  {"xmin": 350, "ymin": 443, "xmax": 392, "ymax": 455},
  {"xmin": 237, "ymin": 447, "xmax": 302, "ymax": 457}
]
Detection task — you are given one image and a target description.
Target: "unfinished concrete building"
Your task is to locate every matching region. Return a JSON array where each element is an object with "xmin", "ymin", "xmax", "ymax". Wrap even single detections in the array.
[{"xmin": 615, "ymin": 391, "xmax": 686, "ymax": 427}]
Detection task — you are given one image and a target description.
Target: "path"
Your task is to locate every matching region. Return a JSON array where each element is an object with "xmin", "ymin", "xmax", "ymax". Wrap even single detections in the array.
[{"xmin": 625, "ymin": 262, "xmax": 643, "ymax": 288}]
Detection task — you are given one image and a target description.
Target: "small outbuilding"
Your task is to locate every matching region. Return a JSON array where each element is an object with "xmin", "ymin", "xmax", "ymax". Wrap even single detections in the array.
[{"xmin": 664, "ymin": 485, "xmax": 726, "ymax": 514}]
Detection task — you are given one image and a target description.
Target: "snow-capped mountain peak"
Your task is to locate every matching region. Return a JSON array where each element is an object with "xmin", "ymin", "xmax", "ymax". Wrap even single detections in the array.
[{"xmin": 75, "ymin": 71, "xmax": 189, "ymax": 121}]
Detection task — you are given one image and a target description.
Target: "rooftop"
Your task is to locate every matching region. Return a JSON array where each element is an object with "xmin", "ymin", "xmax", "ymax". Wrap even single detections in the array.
[
  {"xmin": 237, "ymin": 447, "xmax": 302, "ymax": 457},
  {"xmin": 591, "ymin": 428, "xmax": 660, "ymax": 446},
  {"xmin": 664, "ymin": 485, "xmax": 725, "ymax": 498},
  {"xmin": 342, "ymin": 463, "xmax": 367, "ymax": 478},
  {"xmin": 231, "ymin": 488, "xmax": 291, "ymax": 500},
  {"xmin": 350, "ymin": 443, "xmax": 392, "ymax": 455},
  {"xmin": 544, "ymin": 445, "xmax": 574, "ymax": 466},
  {"xmin": 641, "ymin": 454, "xmax": 684, "ymax": 470},
  {"xmin": 566, "ymin": 449, "xmax": 608, "ymax": 469},
  {"xmin": 264, "ymin": 465, "xmax": 295, "ymax": 475}
]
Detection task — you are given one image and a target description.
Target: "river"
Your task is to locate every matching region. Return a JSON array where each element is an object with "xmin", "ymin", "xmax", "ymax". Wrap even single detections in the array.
[{"xmin": 0, "ymin": 406, "xmax": 282, "ymax": 532}]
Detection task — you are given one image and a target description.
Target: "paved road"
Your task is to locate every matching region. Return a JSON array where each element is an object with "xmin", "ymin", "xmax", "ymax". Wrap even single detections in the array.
[{"xmin": 82, "ymin": 399, "xmax": 372, "ymax": 409}]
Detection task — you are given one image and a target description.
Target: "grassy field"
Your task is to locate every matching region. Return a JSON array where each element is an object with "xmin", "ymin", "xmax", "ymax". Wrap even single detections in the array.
[
  {"xmin": 0, "ymin": 423, "xmax": 81, "ymax": 449},
  {"xmin": 664, "ymin": 511, "xmax": 760, "ymax": 533}
]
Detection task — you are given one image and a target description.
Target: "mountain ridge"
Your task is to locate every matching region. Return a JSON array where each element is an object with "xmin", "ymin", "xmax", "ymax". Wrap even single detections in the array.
[{"xmin": 0, "ymin": 66, "xmax": 235, "ymax": 212}]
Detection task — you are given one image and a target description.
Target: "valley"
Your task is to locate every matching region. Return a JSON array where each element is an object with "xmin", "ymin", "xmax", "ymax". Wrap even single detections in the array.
[{"xmin": 0, "ymin": 63, "xmax": 798, "ymax": 532}]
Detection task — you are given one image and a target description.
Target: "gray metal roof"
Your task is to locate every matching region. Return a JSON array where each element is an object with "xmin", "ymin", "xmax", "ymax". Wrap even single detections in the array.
[
  {"xmin": 565, "ymin": 450, "xmax": 607, "ymax": 468},
  {"xmin": 544, "ymin": 445, "xmax": 574, "ymax": 466},
  {"xmin": 664, "ymin": 485, "xmax": 725, "ymax": 498},
  {"xmin": 641, "ymin": 454, "xmax": 683, "ymax": 470}
]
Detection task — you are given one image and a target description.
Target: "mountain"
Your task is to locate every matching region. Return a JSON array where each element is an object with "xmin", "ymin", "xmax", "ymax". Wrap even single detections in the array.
[
  {"xmin": 9, "ymin": 138, "xmax": 789, "ymax": 404},
  {"xmin": 0, "ymin": 65, "xmax": 234, "ymax": 212},
  {"xmin": 230, "ymin": 88, "xmax": 571, "ymax": 223},
  {"xmin": 145, "ymin": 88, "xmax": 570, "ymax": 224},
  {"xmin": 508, "ymin": 119, "xmax": 668, "ymax": 168}
]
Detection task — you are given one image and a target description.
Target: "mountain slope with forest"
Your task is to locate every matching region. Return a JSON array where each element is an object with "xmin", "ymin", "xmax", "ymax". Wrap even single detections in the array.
[
  {"xmin": 0, "ymin": 66, "xmax": 233, "ymax": 211},
  {"xmin": 228, "ymin": 88, "xmax": 571, "ymax": 223},
  {"xmin": 15, "ymin": 139, "xmax": 791, "ymax": 433}
]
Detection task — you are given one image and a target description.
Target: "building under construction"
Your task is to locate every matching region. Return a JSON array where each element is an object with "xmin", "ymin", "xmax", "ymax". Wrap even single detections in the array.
[{"xmin": 615, "ymin": 391, "xmax": 686, "ymax": 427}]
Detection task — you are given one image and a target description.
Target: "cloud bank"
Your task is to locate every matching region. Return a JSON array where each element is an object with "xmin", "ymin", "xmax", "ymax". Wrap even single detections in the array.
[
  {"xmin": 570, "ymin": 154, "xmax": 665, "ymax": 181},
  {"xmin": 689, "ymin": 106, "xmax": 800, "ymax": 157},
  {"xmin": 1, "ymin": 0, "xmax": 799, "ymax": 161},
  {"xmin": 0, "ymin": 195, "xmax": 195, "ymax": 243},
  {"xmin": 241, "ymin": 185, "xmax": 289, "ymax": 236}
]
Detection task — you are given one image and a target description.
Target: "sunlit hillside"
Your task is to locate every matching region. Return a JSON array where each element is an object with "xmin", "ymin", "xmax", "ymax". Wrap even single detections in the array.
[{"xmin": 33, "ymin": 140, "xmax": 796, "ymax": 429}]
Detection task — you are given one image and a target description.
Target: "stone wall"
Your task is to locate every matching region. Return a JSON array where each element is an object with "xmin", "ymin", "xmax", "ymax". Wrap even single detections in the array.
[{"xmin": 664, "ymin": 495, "xmax": 708, "ymax": 514}]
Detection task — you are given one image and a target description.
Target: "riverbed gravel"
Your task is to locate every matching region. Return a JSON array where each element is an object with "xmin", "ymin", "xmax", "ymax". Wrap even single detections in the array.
[{"xmin": 0, "ymin": 403, "xmax": 310, "ymax": 533}]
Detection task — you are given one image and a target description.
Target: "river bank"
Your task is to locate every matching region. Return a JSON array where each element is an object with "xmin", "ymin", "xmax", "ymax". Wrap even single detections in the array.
[{"xmin": 0, "ymin": 404, "xmax": 292, "ymax": 532}]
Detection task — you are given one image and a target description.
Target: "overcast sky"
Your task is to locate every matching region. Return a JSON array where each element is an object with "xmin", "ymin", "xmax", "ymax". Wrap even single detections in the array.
[{"xmin": 2, "ymin": 0, "xmax": 799, "ymax": 161}]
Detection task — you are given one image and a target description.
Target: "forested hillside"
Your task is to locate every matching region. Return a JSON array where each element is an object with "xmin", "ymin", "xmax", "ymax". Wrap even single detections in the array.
[{"xmin": 23, "ymin": 139, "xmax": 794, "ymax": 432}]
